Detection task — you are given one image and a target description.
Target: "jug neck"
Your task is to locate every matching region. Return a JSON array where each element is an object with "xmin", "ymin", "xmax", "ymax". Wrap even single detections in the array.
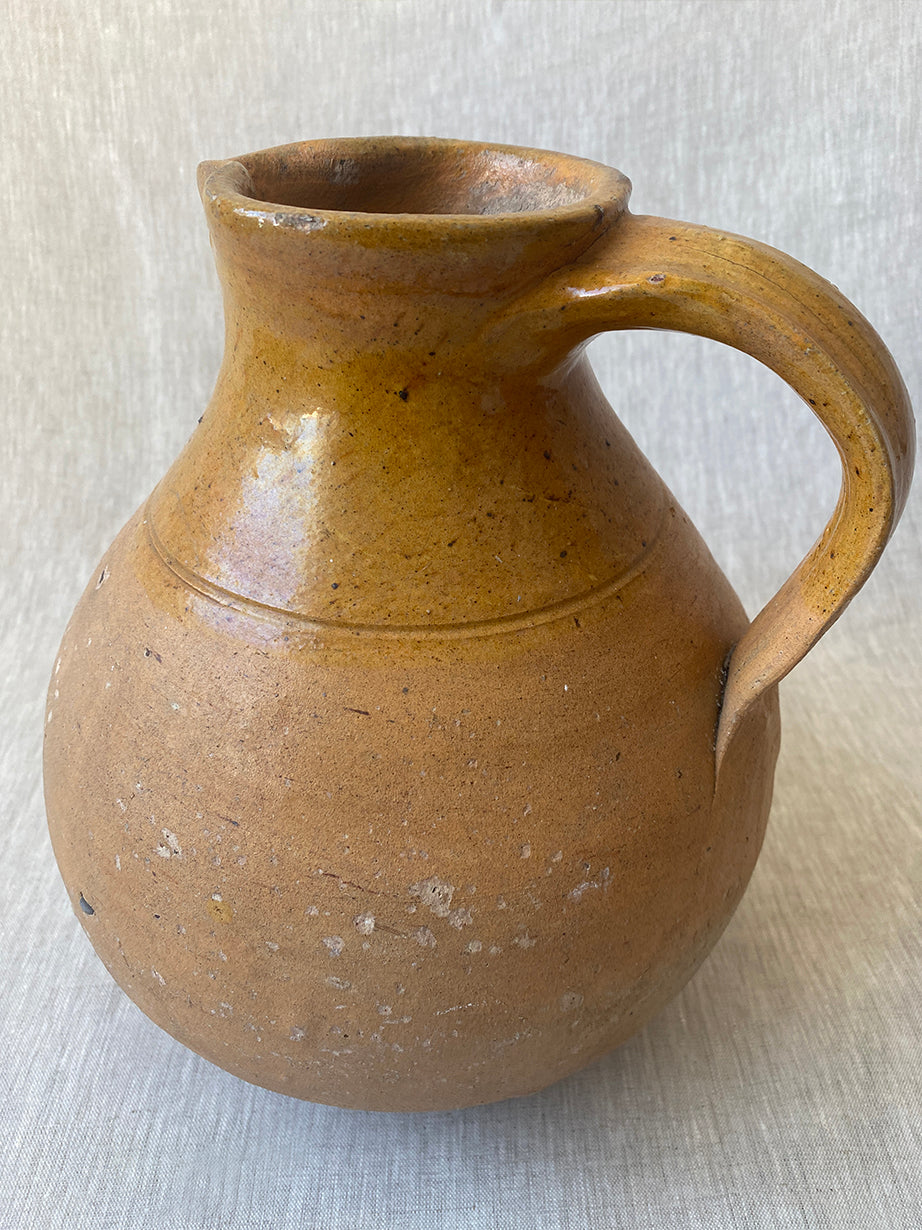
[{"xmin": 199, "ymin": 139, "xmax": 631, "ymax": 369}]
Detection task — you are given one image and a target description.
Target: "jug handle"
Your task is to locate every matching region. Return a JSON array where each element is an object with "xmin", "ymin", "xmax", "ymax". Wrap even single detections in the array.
[{"xmin": 510, "ymin": 213, "xmax": 914, "ymax": 773}]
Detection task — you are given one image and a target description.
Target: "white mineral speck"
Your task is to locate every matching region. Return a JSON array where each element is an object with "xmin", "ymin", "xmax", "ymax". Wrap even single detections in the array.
[
  {"xmin": 408, "ymin": 875, "xmax": 455, "ymax": 918},
  {"xmin": 160, "ymin": 828, "xmax": 181, "ymax": 857},
  {"xmin": 568, "ymin": 867, "xmax": 611, "ymax": 901}
]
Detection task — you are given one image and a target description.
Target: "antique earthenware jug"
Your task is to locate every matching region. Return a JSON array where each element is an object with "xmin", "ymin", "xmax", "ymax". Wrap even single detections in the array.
[{"xmin": 44, "ymin": 139, "xmax": 914, "ymax": 1111}]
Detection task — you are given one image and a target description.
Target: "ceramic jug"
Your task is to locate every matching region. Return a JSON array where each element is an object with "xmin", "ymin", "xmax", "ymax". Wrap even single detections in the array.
[{"xmin": 44, "ymin": 138, "xmax": 914, "ymax": 1112}]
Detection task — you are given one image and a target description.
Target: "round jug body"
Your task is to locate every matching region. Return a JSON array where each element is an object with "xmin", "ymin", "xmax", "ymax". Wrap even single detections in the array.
[{"xmin": 45, "ymin": 489, "xmax": 779, "ymax": 1111}]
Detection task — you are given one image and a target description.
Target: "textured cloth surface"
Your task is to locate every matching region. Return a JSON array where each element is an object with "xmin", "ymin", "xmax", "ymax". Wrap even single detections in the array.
[{"xmin": 2, "ymin": 2, "xmax": 920, "ymax": 1227}]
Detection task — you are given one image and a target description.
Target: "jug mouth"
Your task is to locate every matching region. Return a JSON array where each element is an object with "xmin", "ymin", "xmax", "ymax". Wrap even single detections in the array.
[
  {"xmin": 198, "ymin": 138, "xmax": 631, "ymax": 294},
  {"xmin": 199, "ymin": 136, "xmax": 629, "ymax": 224}
]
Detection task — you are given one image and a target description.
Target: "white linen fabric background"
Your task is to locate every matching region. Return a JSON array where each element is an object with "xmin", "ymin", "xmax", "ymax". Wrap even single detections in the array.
[{"xmin": 2, "ymin": 1, "xmax": 919, "ymax": 1227}]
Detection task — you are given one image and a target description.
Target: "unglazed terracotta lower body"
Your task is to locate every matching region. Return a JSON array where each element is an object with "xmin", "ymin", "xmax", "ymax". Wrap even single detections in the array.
[{"xmin": 44, "ymin": 502, "xmax": 779, "ymax": 1112}]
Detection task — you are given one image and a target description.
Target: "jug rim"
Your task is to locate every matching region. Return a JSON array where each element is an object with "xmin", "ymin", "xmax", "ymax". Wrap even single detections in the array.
[{"xmin": 197, "ymin": 136, "xmax": 631, "ymax": 237}]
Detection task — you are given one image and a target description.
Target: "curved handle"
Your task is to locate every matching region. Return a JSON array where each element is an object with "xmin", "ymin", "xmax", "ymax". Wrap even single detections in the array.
[{"xmin": 507, "ymin": 213, "xmax": 914, "ymax": 771}]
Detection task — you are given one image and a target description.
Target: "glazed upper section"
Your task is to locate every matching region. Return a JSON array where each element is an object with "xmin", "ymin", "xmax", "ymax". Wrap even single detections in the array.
[
  {"xmin": 198, "ymin": 137, "xmax": 631, "ymax": 296},
  {"xmin": 146, "ymin": 140, "xmax": 662, "ymax": 628}
]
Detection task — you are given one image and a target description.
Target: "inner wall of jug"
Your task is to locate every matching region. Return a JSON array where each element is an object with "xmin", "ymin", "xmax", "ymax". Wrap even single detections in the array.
[{"xmin": 235, "ymin": 140, "xmax": 615, "ymax": 218}]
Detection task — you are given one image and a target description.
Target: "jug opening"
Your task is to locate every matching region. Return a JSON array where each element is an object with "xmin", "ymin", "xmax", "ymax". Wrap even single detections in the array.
[
  {"xmin": 199, "ymin": 139, "xmax": 630, "ymax": 298},
  {"xmin": 209, "ymin": 137, "xmax": 625, "ymax": 221}
]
